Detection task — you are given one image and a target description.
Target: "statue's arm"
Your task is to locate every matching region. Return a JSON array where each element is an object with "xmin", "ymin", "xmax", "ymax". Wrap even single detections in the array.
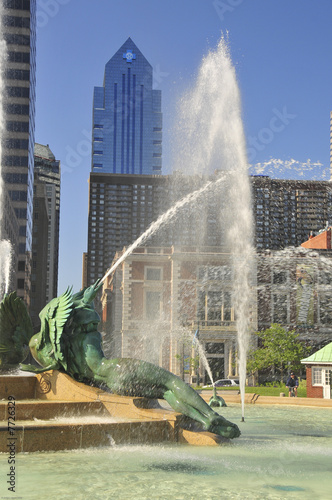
[{"xmin": 81, "ymin": 333, "xmax": 117, "ymax": 383}]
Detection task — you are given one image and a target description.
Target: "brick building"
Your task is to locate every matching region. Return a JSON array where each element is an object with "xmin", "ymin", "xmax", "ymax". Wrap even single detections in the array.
[{"xmin": 301, "ymin": 342, "xmax": 332, "ymax": 399}]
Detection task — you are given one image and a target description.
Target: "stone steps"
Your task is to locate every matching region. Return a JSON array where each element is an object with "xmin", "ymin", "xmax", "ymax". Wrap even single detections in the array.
[
  {"xmin": 0, "ymin": 418, "xmax": 172, "ymax": 452},
  {"xmin": 0, "ymin": 374, "xmax": 170, "ymax": 452},
  {"xmin": 0, "ymin": 399, "xmax": 108, "ymax": 421},
  {"xmin": 0, "ymin": 372, "xmax": 227, "ymax": 452},
  {"xmin": 0, "ymin": 374, "xmax": 37, "ymax": 400}
]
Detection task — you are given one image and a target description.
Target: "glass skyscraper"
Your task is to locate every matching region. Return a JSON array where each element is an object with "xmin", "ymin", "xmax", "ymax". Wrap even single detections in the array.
[
  {"xmin": 1, "ymin": 0, "xmax": 36, "ymax": 303},
  {"xmin": 92, "ymin": 38, "xmax": 162, "ymax": 175}
]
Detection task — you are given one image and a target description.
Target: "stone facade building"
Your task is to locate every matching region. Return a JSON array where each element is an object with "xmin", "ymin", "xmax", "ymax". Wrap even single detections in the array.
[
  {"xmin": 100, "ymin": 246, "xmax": 258, "ymax": 384},
  {"xmin": 100, "ymin": 242, "xmax": 332, "ymax": 385}
]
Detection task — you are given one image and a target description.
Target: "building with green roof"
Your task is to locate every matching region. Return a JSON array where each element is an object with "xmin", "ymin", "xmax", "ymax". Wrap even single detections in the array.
[{"xmin": 301, "ymin": 342, "xmax": 332, "ymax": 399}]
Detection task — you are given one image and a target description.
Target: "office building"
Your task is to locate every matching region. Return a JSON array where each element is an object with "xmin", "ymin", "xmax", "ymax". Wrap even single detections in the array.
[
  {"xmin": 34, "ymin": 143, "xmax": 61, "ymax": 301},
  {"xmin": 85, "ymin": 172, "xmax": 332, "ymax": 288},
  {"xmin": 251, "ymin": 177, "xmax": 332, "ymax": 250},
  {"xmin": 1, "ymin": 0, "xmax": 36, "ymax": 303},
  {"xmin": 85, "ymin": 171, "xmax": 222, "ymax": 287},
  {"xmin": 92, "ymin": 38, "xmax": 162, "ymax": 175},
  {"xmin": 30, "ymin": 174, "xmax": 48, "ymax": 326},
  {"xmin": 86, "ymin": 172, "xmax": 168, "ymax": 287}
]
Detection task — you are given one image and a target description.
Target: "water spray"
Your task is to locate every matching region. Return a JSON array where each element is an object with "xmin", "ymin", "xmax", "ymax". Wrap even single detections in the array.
[{"xmin": 101, "ymin": 36, "xmax": 254, "ymax": 423}]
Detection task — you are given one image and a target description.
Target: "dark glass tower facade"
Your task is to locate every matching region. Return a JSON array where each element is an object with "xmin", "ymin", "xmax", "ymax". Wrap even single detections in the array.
[
  {"xmin": 34, "ymin": 143, "xmax": 61, "ymax": 302},
  {"xmin": 1, "ymin": 0, "xmax": 36, "ymax": 303},
  {"xmin": 92, "ymin": 38, "xmax": 162, "ymax": 175}
]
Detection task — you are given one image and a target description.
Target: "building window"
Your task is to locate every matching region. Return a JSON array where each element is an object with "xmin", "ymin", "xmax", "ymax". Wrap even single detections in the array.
[
  {"xmin": 319, "ymin": 293, "xmax": 332, "ymax": 325},
  {"xmin": 207, "ymin": 291, "xmax": 222, "ymax": 321},
  {"xmin": 146, "ymin": 267, "xmax": 162, "ymax": 281},
  {"xmin": 3, "ymin": 33, "xmax": 30, "ymax": 46},
  {"xmin": 6, "ymin": 121, "xmax": 29, "ymax": 132},
  {"xmin": 17, "ymin": 279, "xmax": 25, "ymax": 289},
  {"xmin": 4, "ymin": 0, "xmax": 30, "ymax": 8},
  {"xmin": 4, "ymin": 173, "xmax": 28, "ymax": 183},
  {"xmin": 3, "ymin": 15, "xmax": 30, "ymax": 28},
  {"xmin": 312, "ymin": 367, "xmax": 323, "ymax": 386},
  {"xmin": 6, "ymin": 86, "xmax": 29, "ymax": 98},
  {"xmin": 197, "ymin": 289, "xmax": 234, "ymax": 323},
  {"xmin": 15, "ymin": 208, "xmax": 27, "ymax": 219},
  {"xmin": 9, "ymin": 190, "xmax": 27, "ymax": 202},
  {"xmin": 4, "ymin": 138, "xmax": 29, "ymax": 150},
  {"xmin": 205, "ymin": 342, "xmax": 224, "ymax": 355},
  {"xmin": 7, "ymin": 51, "xmax": 30, "ymax": 63},
  {"xmin": 198, "ymin": 265, "xmax": 232, "ymax": 282},
  {"xmin": 272, "ymin": 294, "xmax": 288, "ymax": 323},
  {"xmin": 3, "ymin": 155, "xmax": 29, "ymax": 166},
  {"xmin": 4, "ymin": 103, "xmax": 30, "ymax": 114},
  {"xmin": 273, "ymin": 271, "xmax": 287, "ymax": 284},
  {"xmin": 17, "ymin": 261, "xmax": 25, "ymax": 272},
  {"xmin": 319, "ymin": 270, "xmax": 332, "ymax": 285},
  {"xmin": 4, "ymin": 69, "xmax": 30, "ymax": 80}
]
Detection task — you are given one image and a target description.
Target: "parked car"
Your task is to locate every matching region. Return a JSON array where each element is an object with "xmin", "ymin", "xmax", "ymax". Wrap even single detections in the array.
[{"xmin": 203, "ymin": 379, "xmax": 240, "ymax": 388}]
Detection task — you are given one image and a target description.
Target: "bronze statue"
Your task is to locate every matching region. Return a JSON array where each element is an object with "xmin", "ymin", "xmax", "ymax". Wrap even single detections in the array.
[
  {"xmin": 0, "ymin": 282, "xmax": 240, "ymax": 439},
  {"xmin": 208, "ymin": 386, "xmax": 227, "ymax": 408},
  {"xmin": 0, "ymin": 291, "xmax": 33, "ymax": 370}
]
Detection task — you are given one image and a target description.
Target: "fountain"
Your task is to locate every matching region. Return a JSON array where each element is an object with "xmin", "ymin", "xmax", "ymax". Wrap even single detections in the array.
[
  {"xmin": 173, "ymin": 36, "xmax": 254, "ymax": 421},
  {"xmin": 191, "ymin": 329, "xmax": 227, "ymax": 407},
  {"xmin": 0, "ymin": 240, "xmax": 11, "ymax": 297},
  {"xmin": 0, "ymin": 404, "xmax": 331, "ymax": 498},
  {"xmin": 102, "ymin": 36, "xmax": 254, "ymax": 420},
  {"xmin": 1, "ymin": 27, "xmax": 332, "ymax": 499}
]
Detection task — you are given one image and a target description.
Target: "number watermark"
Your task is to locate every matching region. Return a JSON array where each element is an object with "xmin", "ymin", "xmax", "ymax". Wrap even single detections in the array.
[{"xmin": 6, "ymin": 396, "xmax": 18, "ymax": 495}]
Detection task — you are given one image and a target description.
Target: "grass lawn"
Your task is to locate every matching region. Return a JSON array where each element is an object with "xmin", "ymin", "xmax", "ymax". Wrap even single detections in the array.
[
  {"xmin": 244, "ymin": 384, "xmax": 307, "ymax": 398},
  {"xmin": 199, "ymin": 382, "xmax": 307, "ymax": 398}
]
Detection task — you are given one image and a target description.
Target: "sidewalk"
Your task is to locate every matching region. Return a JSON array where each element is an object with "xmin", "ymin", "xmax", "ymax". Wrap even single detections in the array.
[{"xmin": 199, "ymin": 390, "xmax": 332, "ymax": 408}]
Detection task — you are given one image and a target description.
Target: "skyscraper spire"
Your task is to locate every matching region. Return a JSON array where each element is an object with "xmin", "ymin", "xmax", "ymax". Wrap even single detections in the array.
[{"xmin": 92, "ymin": 39, "xmax": 162, "ymax": 175}]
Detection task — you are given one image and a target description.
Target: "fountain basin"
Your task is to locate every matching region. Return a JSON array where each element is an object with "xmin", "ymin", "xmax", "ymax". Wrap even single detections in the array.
[{"xmin": 0, "ymin": 403, "xmax": 331, "ymax": 499}]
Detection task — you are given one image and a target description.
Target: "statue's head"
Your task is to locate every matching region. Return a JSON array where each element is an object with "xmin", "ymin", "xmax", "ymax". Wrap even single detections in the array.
[{"xmin": 72, "ymin": 279, "xmax": 103, "ymax": 309}]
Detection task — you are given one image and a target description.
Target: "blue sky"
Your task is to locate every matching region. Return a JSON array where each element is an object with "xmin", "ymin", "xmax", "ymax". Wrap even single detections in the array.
[{"xmin": 34, "ymin": 0, "xmax": 332, "ymax": 292}]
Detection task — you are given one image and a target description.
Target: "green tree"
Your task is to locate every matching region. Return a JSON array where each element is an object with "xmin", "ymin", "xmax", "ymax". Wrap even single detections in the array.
[{"xmin": 247, "ymin": 324, "xmax": 311, "ymax": 380}]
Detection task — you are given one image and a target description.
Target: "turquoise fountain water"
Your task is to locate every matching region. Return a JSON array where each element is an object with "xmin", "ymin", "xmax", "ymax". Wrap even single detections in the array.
[{"xmin": 0, "ymin": 404, "xmax": 330, "ymax": 499}]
